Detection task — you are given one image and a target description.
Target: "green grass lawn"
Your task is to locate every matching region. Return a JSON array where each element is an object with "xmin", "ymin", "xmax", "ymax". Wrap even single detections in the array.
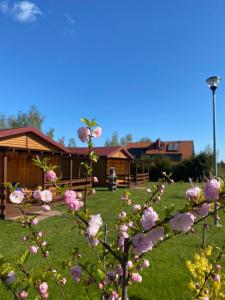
[{"xmin": 1, "ymin": 182, "xmax": 225, "ymax": 299}]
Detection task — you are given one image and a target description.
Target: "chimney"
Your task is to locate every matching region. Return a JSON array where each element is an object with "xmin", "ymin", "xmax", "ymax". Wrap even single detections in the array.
[{"xmin": 156, "ymin": 138, "xmax": 161, "ymax": 149}]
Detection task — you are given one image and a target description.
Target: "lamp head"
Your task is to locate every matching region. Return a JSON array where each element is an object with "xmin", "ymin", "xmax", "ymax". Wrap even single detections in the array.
[{"xmin": 206, "ymin": 76, "xmax": 221, "ymax": 91}]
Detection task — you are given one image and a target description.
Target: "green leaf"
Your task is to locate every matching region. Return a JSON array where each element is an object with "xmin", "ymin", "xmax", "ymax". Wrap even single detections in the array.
[
  {"xmin": 17, "ymin": 250, "xmax": 30, "ymax": 265},
  {"xmin": 97, "ymin": 268, "xmax": 105, "ymax": 280},
  {"xmin": 80, "ymin": 118, "xmax": 89, "ymax": 125}
]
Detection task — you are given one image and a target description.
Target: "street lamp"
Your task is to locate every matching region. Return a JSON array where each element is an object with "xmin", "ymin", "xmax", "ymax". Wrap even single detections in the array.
[{"xmin": 206, "ymin": 76, "xmax": 221, "ymax": 225}]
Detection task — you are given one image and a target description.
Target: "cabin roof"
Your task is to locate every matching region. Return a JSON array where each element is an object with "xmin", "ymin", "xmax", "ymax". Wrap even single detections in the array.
[
  {"xmin": 0, "ymin": 127, "xmax": 67, "ymax": 152},
  {"xmin": 66, "ymin": 146, "xmax": 134, "ymax": 159}
]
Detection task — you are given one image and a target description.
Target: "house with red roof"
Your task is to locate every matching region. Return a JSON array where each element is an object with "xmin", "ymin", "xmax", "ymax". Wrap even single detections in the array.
[{"xmin": 126, "ymin": 139, "xmax": 194, "ymax": 162}]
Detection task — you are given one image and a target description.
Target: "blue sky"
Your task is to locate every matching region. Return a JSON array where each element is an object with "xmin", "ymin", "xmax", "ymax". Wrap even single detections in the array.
[{"xmin": 0, "ymin": 1, "xmax": 225, "ymax": 159}]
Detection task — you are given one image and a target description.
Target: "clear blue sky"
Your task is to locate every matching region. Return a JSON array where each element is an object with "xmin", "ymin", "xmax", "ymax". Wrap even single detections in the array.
[{"xmin": 0, "ymin": 1, "xmax": 225, "ymax": 159}]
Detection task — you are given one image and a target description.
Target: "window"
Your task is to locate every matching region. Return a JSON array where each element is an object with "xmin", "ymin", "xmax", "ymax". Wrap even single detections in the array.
[{"xmin": 167, "ymin": 143, "xmax": 179, "ymax": 151}]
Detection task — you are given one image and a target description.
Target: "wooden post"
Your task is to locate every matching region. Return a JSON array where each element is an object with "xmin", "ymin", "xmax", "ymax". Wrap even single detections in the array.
[
  {"xmin": 135, "ymin": 161, "xmax": 138, "ymax": 185},
  {"xmin": 0, "ymin": 152, "xmax": 7, "ymax": 219},
  {"xmin": 69, "ymin": 157, "xmax": 73, "ymax": 188},
  {"xmin": 128, "ymin": 160, "xmax": 130, "ymax": 188}
]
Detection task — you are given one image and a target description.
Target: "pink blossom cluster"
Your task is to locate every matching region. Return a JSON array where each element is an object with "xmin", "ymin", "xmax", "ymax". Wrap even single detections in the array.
[
  {"xmin": 132, "ymin": 226, "xmax": 165, "ymax": 255},
  {"xmin": 204, "ymin": 179, "xmax": 221, "ymax": 201},
  {"xmin": 64, "ymin": 190, "xmax": 83, "ymax": 211},
  {"xmin": 186, "ymin": 186, "xmax": 202, "ymax": 201},
  {"xmin": 131, "ymin": 272, "xmax": 142, "ymax": 283},
  {"xmin": 141, "ymin": 207, "xmax": 158, "ymax": 231},
  {"xmin": 39, "ymin": 282, "xmax": 49, "ymax": 299},
  {"xmin": 18, "ymin": 290, "xmax": 28, "ymax": 299},
  {"xmin": 108, "ymin": 291, "xmax": 119, "ymax": 300},
  {"xmin": 87, "ymin": 214, "xmax": 103, "ymax": 237},
  {"xmin": 118, "ymin": 224, "xmax": 129, "ymax": 251},
  {"xmin": 46, "ymin": 170, "xmax": 57, "ymax": 182},
  {"xmin": 169, "ymin": 212, "xmax": 195, "ymax": 232},
  {"xmin": 92, "ymin": 127, "xmax": 102, "ymax": 138},
  {"xmin": 192, "ymin": 203, "xmax": 211, "ymax": 217},
  {"xmin": 77, "ymin": 127, "xmax": 90, "ymax": 143}
]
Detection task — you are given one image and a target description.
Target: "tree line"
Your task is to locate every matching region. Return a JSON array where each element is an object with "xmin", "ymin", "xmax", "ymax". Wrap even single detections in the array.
[{"xmin": 0, "ymin": 105, "xmax": 76, "ymax": 147}]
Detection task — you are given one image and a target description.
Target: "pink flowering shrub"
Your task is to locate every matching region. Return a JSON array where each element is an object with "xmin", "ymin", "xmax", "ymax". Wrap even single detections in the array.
[{"xmin": 1, "ymin": 117, "xmax": 225, "ymax": 300}]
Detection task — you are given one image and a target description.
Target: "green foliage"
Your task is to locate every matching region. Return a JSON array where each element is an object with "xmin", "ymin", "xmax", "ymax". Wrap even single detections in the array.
[
  {"xmin": 173, "ymin": 152, "xmax": 213, "ymax": 181},
  {"xmin": 1, "ymin": 105, "xmax": 45, "ymax": 130},
  {"xmin": 32, "ymin": 156, "xmax": 58, "ymax": 172},
  {"xmin": 58, "ymin": 136, "xmax": 65, "ymax": 146},
  {"xmin": 105, "ymin": 131, "xmax": 119, "ymax": 146},
  {"xmin": 46, "ymin": 128, "xmax": 55, "ymax": 139},
  {"xmin": 68, "ymin": 138, "xmax": 76, "ymax": 147},
  {"xmin": 148, "ymin": 156, "xmax": 173, "ymax": 181}
]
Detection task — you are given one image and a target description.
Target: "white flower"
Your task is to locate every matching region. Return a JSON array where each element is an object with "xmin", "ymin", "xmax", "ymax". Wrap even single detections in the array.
[
  {"xmin": 87, "ymin": 214, "xmax": 103, "ymax": 237},
  {"xmin": 40, "ymin": 190, "xmax": 52, "ymax": 203},
  {"xmin": 9, "ymin": 190, "xmax": 24, "ymax": 204}
]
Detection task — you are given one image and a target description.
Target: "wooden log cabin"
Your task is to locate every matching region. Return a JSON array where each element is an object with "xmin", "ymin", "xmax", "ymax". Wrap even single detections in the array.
[
  {"xmin": 67, "ymin": 146, "xmax": 134, "ymax": 187},
  {"xmin": 0, "ymin": 127, "xmax": 90, "ymax": 219}
]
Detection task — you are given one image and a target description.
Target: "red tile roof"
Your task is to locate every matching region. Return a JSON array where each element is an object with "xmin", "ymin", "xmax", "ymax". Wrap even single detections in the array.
[
  {"xmin": 126, "ymin": 142, "xmax": 151, "ymax": 149},
  {"xmin": 66, "ymin": 146, "xmax": 133, "ymax": 159},
  {"xmin": 127, "ymin": 140, "xmax": 194, "ymax": 160},
  {"xmin": 0, "ymin": 127, "xmax": 67, "ymax": 152}
]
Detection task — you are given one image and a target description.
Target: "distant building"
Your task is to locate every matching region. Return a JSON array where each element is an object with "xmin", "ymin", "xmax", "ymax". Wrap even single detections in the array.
[{"xmin": 126, "ymin": 139, "xmax": 194, "ymax": 162}]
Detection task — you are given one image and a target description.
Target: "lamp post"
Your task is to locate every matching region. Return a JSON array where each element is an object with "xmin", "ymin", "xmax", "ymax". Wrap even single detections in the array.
[{"xmin": 206, "ymin": 76, "xmax": 221, "ymax": 225}]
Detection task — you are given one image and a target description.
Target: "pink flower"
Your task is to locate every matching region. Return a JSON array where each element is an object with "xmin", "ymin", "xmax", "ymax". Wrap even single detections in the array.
[
  {"xmin": 169, "ymin": 212, "xmax": 195, "ymax": 232},
  {"xmin": 77, "ymin": 127, "xmax": 90, "ymax": 143},
  {"xmin": 40, "ymin": 190, "xmax": 52, "ymax": 203},
  {"xmin": 9, "ymin": 190, "xmax": 24, "ymax": 204},
  {"xmin": 64, "ymin": 190, "xmax": 76, "ymax": 203},
  {"xmin": 37, "ymin": 231, "xmax": 43, "ymax": 237},
  {"xmin": 32, "ymin": 218, "xmax": 39, "ymax": 225},
  {"xmin": 147, "ymin": 227, "xmax": 164, "ymax": 245},
  {"xmin": 132, "ymin": 232, "xmax": 153, "ymax": 255},
  {"xmin": 33, "ymin": 190, "xmax": 42, "ymax": 200},
  {"xmin": 109, "ymin": 291, "xmax": 119, "ymax": 300},
  {"xmin": 141, "ymin": 207, "xmax": 158, "ymax": 231},
  {"xmin": 42, "ymin": 205, "xmax": 51, "ymax": 211},
  {"xmin": 92, "ymin": 127, "xmax": 102, "ymax": 138},
  {"xmin": 204, "ymin": 179, "xmax": 221, "ymax": 201},
  {"xmin": 68, "ymin": 199, "xmax": 83, "ymax": 211},
  {"xmin": 30, "ymin": 245, "xmax": 38, "ymax": 254},
  {"xmin": 212, "ymin": 274, "xmax": 220, "ymax": 281},
  {"xmin": 186, "ymin": 187, "xmax": 202, "ymax": 201},
  {"xmin": 39, "ymin": 282, "xmax": 48, "ymax": 295},
  {"xmin": 131, "ymin": 273, "xmax": 142, "ymax": 283},
  {"xmin": 46, "ymin": 170, "xmax": 57, "ymax": 182},
  {"xmin": 87, "ymin": 214, "xmax": 103, "ymax": 237},
  {"xmin": 133, "ymin": 204, "xmax": 141, "ymax": 212},
  {"xmin": 41, "ymin": 241, "xmax": 47, "ymax": 247},
  {"xmin": 71, "ymin": 266, "xmax": 82, "ymax": 282},
  {"xmin": 119, "ymin": 224, "xmax": 128, "ymax": 233},
  {"xmin": 119, "ymin": 211, "xmax": 127, "ymax": 220},
  {"xmin": 127, "ymin": 261, "xmax": 133, "ymax": 269},
  {"xmin": 142, "ymin": 259, "xmax": 150, "ymax": 269},
  {"xmin": 6, "ymin": 271, "xmax": 16, "ymax": 284},
  {"xmin": 93, "ymin": 177, "xmax": 98, "ymax": 183},
  {"xmin": 215, "ymin": 264, "xmax": 221, "ymax": 271},
  {"xmin": 193, "ymin": 203, "xmax": 211, "ymax": 217},
  {"xmin": 90, "ymin": 238, "xmax": 99, "ymax": 247},
  {"xmin": 18, "ymin": 290, "xmax": 28, "ymax": 299}
]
